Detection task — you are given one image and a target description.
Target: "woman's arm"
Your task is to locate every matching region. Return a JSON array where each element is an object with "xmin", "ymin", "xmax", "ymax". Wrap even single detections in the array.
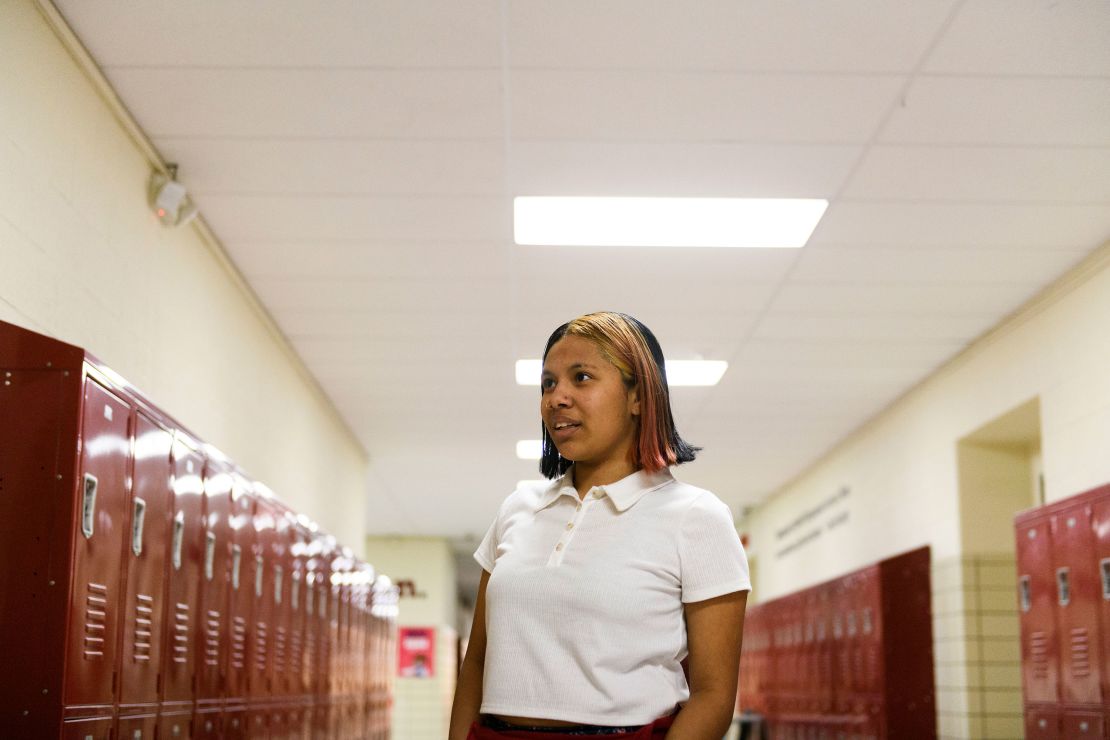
[
  {"xmin": 449, "ymin": 569, "xmax": 491, "ymax": 740},
  {"xmin": 665, "ymin": 589, "xmax": 748, "ymax": 740}
]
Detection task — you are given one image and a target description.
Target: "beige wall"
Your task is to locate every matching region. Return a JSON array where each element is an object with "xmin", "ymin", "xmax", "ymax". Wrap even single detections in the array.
[
  {"xmin": 364, "ymin": 537, "xmax": 459, "ymax": 740},
  {"xmin": 0, "ymin": 0, "xmax": 368, "ymax": 544}
]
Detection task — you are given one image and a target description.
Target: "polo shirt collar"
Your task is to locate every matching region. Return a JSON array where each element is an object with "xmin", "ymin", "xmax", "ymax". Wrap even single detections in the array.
[{"xmin": 535, "ymin": 466, "xmax": 675, "ymax": 513}]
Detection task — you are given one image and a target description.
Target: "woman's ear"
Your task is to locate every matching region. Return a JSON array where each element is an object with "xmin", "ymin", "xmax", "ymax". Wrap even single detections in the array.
[{"xmin": 629, "ymin": 385, "xmax": 641, "ymax": 417}]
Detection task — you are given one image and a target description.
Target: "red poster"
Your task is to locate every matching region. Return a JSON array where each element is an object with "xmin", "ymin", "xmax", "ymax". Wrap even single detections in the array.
[{"xmin": 397, "ymin": 626, "xmax": 435, "ymax": 678}]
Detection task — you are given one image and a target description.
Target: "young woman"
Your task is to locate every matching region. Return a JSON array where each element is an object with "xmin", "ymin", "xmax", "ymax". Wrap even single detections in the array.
[{"xmin": 450, "ymin": 312, "xmax": 750, "ymax": 740}]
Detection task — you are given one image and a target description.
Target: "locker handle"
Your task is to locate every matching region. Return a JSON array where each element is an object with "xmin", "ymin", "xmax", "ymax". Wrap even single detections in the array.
[
  {"xmin": 171, "ymin": 511, "xmax": 185, "ymax": 571},
  {"xmin": 1019, "ymin": 575, "xmax": 1032, "ymax": 612},
  {"xmin": 254, "ymin": 554, "xmax": 264, "ymax": 598},
  {"xmin": 1056, "ymin": 567, "xmax": 1070, "ymax": 606},
  {"xmin": 231, "ymin": 545, "xmax": 242, "ymax": 590},
  {"xmin": 131, "ymin": 497, "xmax": 146, "ymax": 557},
  {"xmin": 204, "ymin": 531, "xmax": 216, "ymax": 581},
  {"xmin": 291, "ymin": 570, "xmax": 301, "ymax": 611},
  {"xmin": 81, "ymin": 473, "xmax": 98, "ymax": 539},
  {"xmin": 274, "ymin": 564, "xmax": 284, "ymax": 605},
  {"xmin": 1101, "ymin": 558, "xmax": 1110, "ymax": 600}
]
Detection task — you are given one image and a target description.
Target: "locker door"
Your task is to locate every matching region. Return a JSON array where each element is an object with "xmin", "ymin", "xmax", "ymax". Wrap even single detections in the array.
[
  {"xmin": 196, "ymin": 461, "xmax": 233, "ymax": 703},
  {"xmin": 226, "ymin": 479, "xmax": 256, "ymax": 699},
  {"xmin": 1025, "ymin": 707, "xmax": 1060, "ymax": 740},
  {"xmin": 161, "ymin": 435, "xmax": 206, "ymax": 706},
  {"xmin": 269, "ymin": 508, "xmax": 292, "ymax": 700},
  {"xmin": 1050, "ymin": 504, "xmax": 1102, "ymax": 704},
  {"xmin": 115, "ymin": 712, "xmax": 158, "ymax": 740},
  {"xmin": 65, "ymin": 379, "xmax": 131, "ymax": 710},
  {"xmin": 1093, "ymin": 495, "xmax": 1110, "ymax": 712},
  {"xmin": 248, "ymin": 495, "xmax": 277, "ymax": 700},
  {"xmin": 287, "ymin": 523, "xmax": 310, "ymax": 699},
  {"xmin": 1016, "ymin": 514, "xmax": 1060, "ymax": 704},
  {"xmin": 1060, "ymin": 711, "xmax": 1103, "ymax": 738},
  {"xmin": 61, "ymin": 716, "xmax": 114, "ymax": 739},
  {"xmin": 118, "ymin": 412, "xmax": 173, "ymax": 710}
]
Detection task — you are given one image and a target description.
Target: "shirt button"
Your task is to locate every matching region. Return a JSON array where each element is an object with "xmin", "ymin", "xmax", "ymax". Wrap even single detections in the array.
[
  {"xmin": 555, "ymin": 543, "xmax": 564, "ymax": 552},
  {"xmin": 566, "ymin": 522, "xmax": 574, "ymax": 530},
  {"xmin": 576, "ymin": 503, "xmax": 582, "ymax": 511}
]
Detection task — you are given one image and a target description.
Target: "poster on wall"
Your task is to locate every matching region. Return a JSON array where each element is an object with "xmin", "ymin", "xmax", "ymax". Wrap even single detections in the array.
[{"xmin": 398, "ymin": 626, "xmax": 435, "ymax": 678}]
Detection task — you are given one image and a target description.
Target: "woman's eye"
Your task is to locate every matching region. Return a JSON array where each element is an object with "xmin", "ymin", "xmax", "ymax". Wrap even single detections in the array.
[
  {"xmin": 575, "ymin": 372, "xmax": 591, "ymax": 382},
  {"xmin": 541, "ymin": 377, "xmax": 555, "ymax": 390}
]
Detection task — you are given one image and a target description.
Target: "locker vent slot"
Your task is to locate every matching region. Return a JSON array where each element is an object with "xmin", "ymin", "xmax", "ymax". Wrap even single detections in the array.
[
  {"xmin": 130, "ymin": 497, "xmax": 146, "ymax": 557},
  {"xmin": 172, "ymin": 602, "xmax": 190, "ymax": 664},
  {"xmin": 1056, "ymin": 567, "xmax": 1070, "ymax": 606},
  {"xmin": 1019, "ymin": 575, "xmax": 1032, "ymax": 612},
  {"xmin": 275, "ymin": 625, "xmax": 287, "ymax": 676},
  {"xmin": 231, "ymin": 615, "xmax": 247, "ymax": 669},
  {"xmin": 254, "ymin": 621, "xmax": 268, "ymax": 672},
  {"xmin": 1069, "ymin": 627, "xmax": 1091, "ymax": 676},
  {"xmin": 204, "ymin": 609, "xmax": 220, "ymax": 666},
  {"xmin": 83, "ymin": 581, "xmax": 109, "ymax": 659},
  {"xmin": 171, "ymin": 511, "xmax": 185, "ymax": 571},
  {"xmin": 290, "ymin": 628, "xmax": 304, "ymax": 677},
  {"xmin": 204, "ymin": 531, "xmax": 216, "ymax": 581},
  {"xmin": 81, "ymin": 473, "xmax": 98, "ymax": 538},
  {"xmin": 231, "ymin": 545, "xmax": 242, "ymax": 590},
  {"xmin": 1101, "ymin": 558, "xmax": 1110, "ymax": 600},
  {"xmin": 1030, "ymin": 631, "xmax": 1049, "ymax": 679},
  {"xmin": 133, "ymin": 593, "xmax": 154, "ymax": 662}
]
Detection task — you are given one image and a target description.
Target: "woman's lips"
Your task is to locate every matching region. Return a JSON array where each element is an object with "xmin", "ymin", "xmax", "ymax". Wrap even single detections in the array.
[{"xmin": 550, "ymin": 422, "xmax": 581, "ymax": 441}]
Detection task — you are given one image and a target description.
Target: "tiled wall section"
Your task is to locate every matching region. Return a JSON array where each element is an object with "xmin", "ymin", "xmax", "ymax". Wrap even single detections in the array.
[
  {"xmin": 393, "ymin": 625, "xmax": 458, "ymax": 740},
  {"xmin": 933, "ymin": 554, "xmax": 1023, "ymax": 740}
]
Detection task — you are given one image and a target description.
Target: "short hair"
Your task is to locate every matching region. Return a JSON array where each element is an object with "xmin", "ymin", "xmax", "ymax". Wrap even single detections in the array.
[{"xmin": 539, "ymin": 311, "xmax": 700, "ymax": 478}]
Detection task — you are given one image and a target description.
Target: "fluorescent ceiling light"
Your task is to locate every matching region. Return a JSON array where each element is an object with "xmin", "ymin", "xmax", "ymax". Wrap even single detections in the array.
[
  {"xmin": 514, "ymin": 196, "xmax": 828, "ymax": 248},
  {"xmin": 516, "ymin": 440, "xmax": 543, "ymax": 460},
  {"xmin": 516, "ymin": 359, "xmax": 727, "ymax": 387}
]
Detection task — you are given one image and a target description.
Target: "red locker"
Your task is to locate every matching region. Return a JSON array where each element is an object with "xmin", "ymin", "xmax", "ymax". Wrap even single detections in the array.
[
  {"xmin": 118, "ymin": 411, "xmax": 173, "ymax": 715},
  {"xmin": 115, "ymin": 712, "xmax": 158, "ymax": 740},
  {"xmin": 193, "ymin": 708, "xmax": 223, "ymax": 739},
  {"xmin": 1049, "ymin": 503, "xmax": 1102, "ymax": 705},
  {"xmin": 161, "ymin": 433, "xmax": 207, "ymax": 712},
  {"xmin": 66, "ymin": 378, "xmax": 132, "ymax": 716},
  {"xmin": 196, "ymin": 458, "xmax": 234, "ymax": 706},
  {"xmin": 1092, "ymin": 494, "xmax": 1110, "ymax": 716},
  {"xmin": 1016, "ymin": 510, "xmax": 1061, "ymax": 704},
  {"xmin": 1025, "ymin": 706, "xmax": 1061, "ymax": 739},
  {"xmin": 269, "ymin": 505, "xmax": 295, "ymax": 701},
  {"xmin": 226, "ymin": 475, "xmax": 257, "ymax": 699},
  {"xmin": 61, "ymin": 716, "xmax": 114, "ymax": 739},
  {"xmin": 157, "ymin": 710, "xmax": 192, "ymax": 740},
  {"xmin": 247, "ymin": 491, "xmax": 277, "ymax": 701},
  {"xmin": 1061, "ymin": 711, "xmax": 1103, "ymax": 738}
]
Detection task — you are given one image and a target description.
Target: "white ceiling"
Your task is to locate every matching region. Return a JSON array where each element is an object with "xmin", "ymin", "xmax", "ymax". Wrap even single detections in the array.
[{"xmin": 55, "ymin": 0, "xmax": 1110, "ymax": 540}]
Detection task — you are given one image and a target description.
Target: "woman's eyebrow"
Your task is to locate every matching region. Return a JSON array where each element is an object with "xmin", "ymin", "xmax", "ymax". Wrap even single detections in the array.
[{"xmin": 542, "ymin": 362, "xmax": 596, "ymax": 375}]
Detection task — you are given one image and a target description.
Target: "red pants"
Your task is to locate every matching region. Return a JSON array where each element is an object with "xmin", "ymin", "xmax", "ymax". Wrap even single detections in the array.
[{"xmin": 467, "ymin": 714, "xmax": 675, "ymax": 739}]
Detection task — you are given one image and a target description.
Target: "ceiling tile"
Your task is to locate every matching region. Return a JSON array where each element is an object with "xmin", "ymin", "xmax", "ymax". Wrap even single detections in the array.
[
  {"xmin": 510, "ymin": 141, "xmax": 860, "ymax": 197},
  {"xmin": 105, "ymin": 68, "xmax": 504, "ymax": 138},
  {"xmin": 231, "ymin": 240, "xmax": 508, "ymax": 280},
  {"xmin": 844, "ymin": 146, "xmax": 1110, "ymax": 203},
  {"xmin": 925, "ymin": 0, "xmax": 1110, "ymax": 76},
  {"xmin": 812, "ymin": 202, "xmax": 1110, "ymax": 248},
  {"xmin": 769, "ymin": 281, "xmax": 1046, "ymax": 315},
  {"xmin": 880, "ymin": 77, "xmax": 1110, "ymax": 146},
  {"xmin": 159, "ymin": 138, "xmax": 506, "ymax": 196},
  {"xmin": 510, "ymin": 70, "xmax": 903, "ymax": 142},
  {"xmin": 752, "ymin": 312, "xmax": 999, "ymax": 343},
  {"xmin": 509, "ymin": 0, "xmax": 956, "ymax": 73},
  {"xmin": 57, "ymin": 0, "xmax": 503, "ymax": 68}
]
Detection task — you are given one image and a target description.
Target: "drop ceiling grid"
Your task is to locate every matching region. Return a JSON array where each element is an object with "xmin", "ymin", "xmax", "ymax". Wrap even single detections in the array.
[{"xmin": 45, "ymin": 0, "xmax": 1110, "ymax": 536}]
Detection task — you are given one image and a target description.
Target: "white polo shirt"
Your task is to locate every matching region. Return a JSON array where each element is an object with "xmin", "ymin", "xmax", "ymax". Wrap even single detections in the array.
[{"xmin": 474, "ymin": 466, "xmax": 750, "ymax": 725}]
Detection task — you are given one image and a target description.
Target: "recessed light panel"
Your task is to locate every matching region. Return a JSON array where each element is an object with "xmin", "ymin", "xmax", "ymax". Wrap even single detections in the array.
[
  {"xmin": 516, "ymin": 440, "xmax": 542, "ymax": 460},
  {"xmin": 514, "ymin": 196, "xmax": 828, "ymax": 248}
]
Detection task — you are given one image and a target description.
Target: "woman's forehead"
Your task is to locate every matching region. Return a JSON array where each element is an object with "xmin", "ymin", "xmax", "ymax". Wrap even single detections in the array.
[{"xmin": 543, "ymin": 335, "xmax": 606, "ymax": 369}]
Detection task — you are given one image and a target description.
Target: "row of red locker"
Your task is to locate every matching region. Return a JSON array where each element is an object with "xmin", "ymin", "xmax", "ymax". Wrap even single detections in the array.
[
  {"xmin": 1015, "ymin": 482, "xmax": 1110, "ymax": 739},
  {"xmin": 736, "ymin": 546, "xmax": 935, "ymax": 739},
  {"xmin": 0, "ymin": 320, "xmax": 398, "ymax": 739}
]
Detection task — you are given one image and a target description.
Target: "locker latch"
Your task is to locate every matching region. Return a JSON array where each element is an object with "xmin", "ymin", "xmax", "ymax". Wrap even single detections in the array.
[
  {"xmin": 1056, "ymin": 567, "xmax": 1071, "ymax": 606},
  {"xmin": 1101, "ymin": 558, "xmax": 1110, "ymax": 601},
  {"xmin": 81, "ymin": 473, "xmax": 98, "ymax": 539},
  {"xmin": 1019, "ymin": 575, "xmax": 1032, "ymax": 613},
  {"xmin": 131, "ymin": 497, "xmax": 146, "ymax": 557}
]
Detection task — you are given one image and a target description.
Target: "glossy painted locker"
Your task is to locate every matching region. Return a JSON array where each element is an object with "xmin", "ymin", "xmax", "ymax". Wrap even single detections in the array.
[
  {"xmin": 0, "ymin": 340, "xmax": 80, "ymax": 738},
  {"xmin": 1061, "ymin": 711, "xmax": 1103, "ymax": 738},
  {"xmin": 118, "ymin": 411, "xmax": 173, "ymax": 714},
  {"xmin": 161, "ymin": 433, "xmax": 207, "ymax": 712},
  {"xmin": 66, "ymin": 378, "xmax": 132, "ymax": 715},
  {"xmin": 196, "ymin": 459, "xmax": 233, "ymax": 705},
  {"xmin": 268, "ymin": 506, "xmax": 294, "ymax": 701},
  {"xmin": 61, "ymin": 716, "xmax": 114, "ymax": 739},
  {"xmin": 193, "ymin": 708, "xmax": 223, "ymax": 739},
  {"xmin": 246, "ymin": 491, "xmax": 277, "ymax": 700},
  {"xmin": 1016, "ymin": 511, "xmax": 1061, "ymax": 704},
  {"xmin": 115, "ymin": 712, "xmax": 158, "ymax": 740},
  {"xmin": 157, "ymin": 711, "xmax": 192, "ymax": 740},
  {"xmin": 1025, "ymin": 707, "xmax": 1060, "ymax": 740},
  {"xmin": 226, "ymin": 476, "xmax": 256, "ymax": 699},
  {"xmin": 878, "ymin": 547, "xmax": 934, "ymax": 739},
  {"xmin": 1092, "ymin": 493, "xmax": 1110, "ymax": 714},
  {"xmin": 1050, "ymin": 503, "xmax": 1102, "ymax": 705}
]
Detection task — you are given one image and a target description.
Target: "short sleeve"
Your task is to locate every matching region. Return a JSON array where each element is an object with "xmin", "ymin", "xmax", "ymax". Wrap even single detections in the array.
[
  {"xmin": 473, "ymin": 512, "xmax": 499, "ymax": 572},
  {"xmin": 678, "ymin": 493, "xmax": 751, "ymax": 603}
]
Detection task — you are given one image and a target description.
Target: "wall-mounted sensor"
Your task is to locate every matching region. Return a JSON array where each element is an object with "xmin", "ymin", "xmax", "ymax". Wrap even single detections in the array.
[{"xmin": 148, "ymin": 165, "xmax": 198, "ymax": 227}]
